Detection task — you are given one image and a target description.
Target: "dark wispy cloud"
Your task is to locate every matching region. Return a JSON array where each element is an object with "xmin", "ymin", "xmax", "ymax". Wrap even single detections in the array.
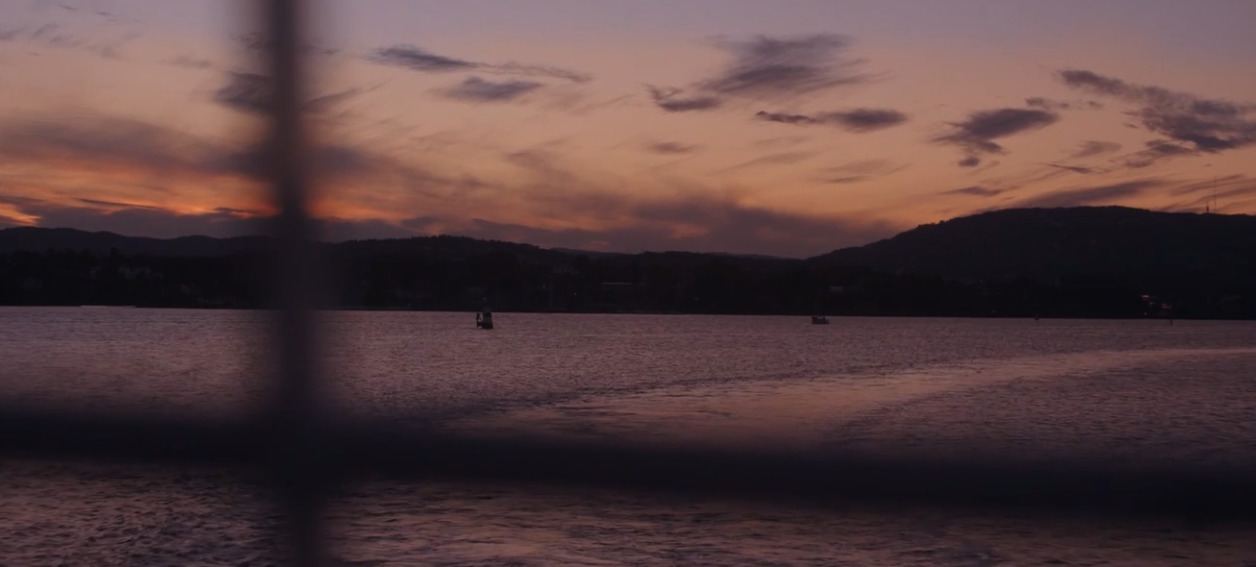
[
  {"xmin": 647, "ymin": 33, "xmax": 871, "ymax": 113},
  {"xmin": 171, "ymin": 54, "xmax": 213, "ymax": 69},
  {"xmin": 0, "ymin": 114, "xmax": 450, "ymax": 199},
  {"xmin": 755, "ymin": 111, "xmax": 818, "ymax": 125},
  {"xmin": 439, "ymin": 77, "xmax": 543, "ymax": 103},
  {"xmin": 819, "ymin": 159, "xmax": 908, "ymax": 184},
  {"xmin": 1168, "ymin": 174, "xmax": 1248, "ymax": 197},
  {"xmin": 369, "ymin": 44, "xmax": 474, "ymax": 72},
  {"xmin": 944, "ymin": 186, "xmax": 1004, "ymax": 197},
  {"xmin": 540, "ymin": 92, "xmax": 634, "ymax": 116},
  {"xmin": 236, "ymin": 32, "xmax": 339, "ymax": 57},
  {"xmin": 492, "ymin": 62, "xmax": 591, "ymax": 84},
  {"xmin": 724, "ymin": 151, "xmax": 815, "ymax": 171},
  {"xmin": 1070, "ymin": 140, "xmax": 1122, "ymax": 159},
  {"xmin": 1170, "ymin": 177, "xmax": 1256, "ymax": 212},
  {"xmin": 646, "ymin": 142, "xmax": 700, "ymax": 155},
  {"xmin": 305, "ymin": 88, "xmax": 363, "ymax": 113},
  {"xmin": 826, "ymin": 109, "xmax": 908, "ymax": 132},
  {"xmin": 1058, "ymin": 69, "xmax": 1256, "ymax": 164},
  {"xmin": 368, "ymin": 44, "xmax": 591, "ymax": 83},
  {"xmin": 934, "ymin": 108, "xmax": 1060, "ymax": 165},
  {"xmin": 755, "ymin": 108, "xmax": 908, "ymax": 132},
  {"xmin": 647, "ymin": 86, "xmax": 722, "ymax": 112},
  {"xmin": 1025, "ymin": 97, "xmax": 1103, "ymax": 111},
  {"xmin": 0, "ymin": 22, "xmax": 137, "ymax": 58},
  {"xmin": 701, "ymin": 34, "xmax": 868, "ymax": 97},
  {"xmin": 0, "ymin": 23, "xmax": 84, "ymax": 49},
  {"xmin": 1009, "ymin": 180, "xmax": 1163, "ymax": 208},
  {"xmin": 752, "ymin": 135, "xmax": 811, "ymax": 149},
  {"xmin": 0, "ymin": 115, "xmax": 246, "ymax": 178},
  {"xmin": 0, "ymin": 198, "xmax": 261, "ymax": 239},
  {"xmin": 211, "ymin": 72, "xmax": 363, "ymax": 115},
  {"xmin": 0, "ymin": 196, "xmax": 426, "ymax": 242},
  {"xmin": 43, "ymin": 2, "xmax": 133, "ymax": 24},
  {"xmin": 76, "ymin": 197, "xmax": 166, "ymax": 211},
  {"xmin": 1046, "ymin": 164, "xmax": 1101, "ymax": 175},
  {"xmin": 212, "ymin": 72, "xmax": 270, "ymax": 114},
  {"xmin": 1123, "ymin": 139, "xmax": 1198, "ymax": 168}
]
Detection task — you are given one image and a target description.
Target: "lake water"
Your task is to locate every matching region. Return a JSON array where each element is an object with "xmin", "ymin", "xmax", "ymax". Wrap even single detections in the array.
[{"xmin": 2, "ymin": 307, "xmax": 1255, "ymax": 566}]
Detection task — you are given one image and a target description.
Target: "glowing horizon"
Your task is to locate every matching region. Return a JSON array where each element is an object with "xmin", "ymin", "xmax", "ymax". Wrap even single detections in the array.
[{"xmin": 2, "ymin": 0, "xmax": 1254, "ymax": 256}]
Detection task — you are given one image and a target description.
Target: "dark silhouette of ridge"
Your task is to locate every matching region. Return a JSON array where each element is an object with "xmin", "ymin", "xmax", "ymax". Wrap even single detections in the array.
[
  {"xmin": 811, "ymin": 206, "xmax": 1256, "ymax": 289},
  {"xmin": 0, "ymin": 226, "xmax": 270, "ymax": 257},
  {"xmin": 2, "ymin": 206, "xmax": 1253, "ymax": 318}
]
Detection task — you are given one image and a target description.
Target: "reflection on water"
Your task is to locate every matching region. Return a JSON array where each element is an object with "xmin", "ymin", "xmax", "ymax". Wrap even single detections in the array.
[
  {"xmin": 451, "ymin": 348, "xmax": 1256, "ymax": 472},
  {"xmin": 1, "ymin": 308, "xmax": 1254, "ymax": 565}
]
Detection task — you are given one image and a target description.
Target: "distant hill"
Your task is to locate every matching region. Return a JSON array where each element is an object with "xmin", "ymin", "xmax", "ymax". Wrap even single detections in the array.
[
  {"xmin": 811, "ymin": 207, "xmax": 1256, "ymax": 288},
  {"xmin": 0, "ymin": 226, "xmax": 791, "ymax": 265},
  {"xmin": 0, "ymin": 227, "xmax": 270, "ymax": 257},
  {"xmin": 2, "ymin": 207, "xmax": 1253, "ymax": 318}
]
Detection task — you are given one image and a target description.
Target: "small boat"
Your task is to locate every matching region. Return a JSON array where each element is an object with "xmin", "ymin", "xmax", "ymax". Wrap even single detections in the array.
[
  {"xmin": 811, "ymin": 315, "xmax": 829, "ymax": 325},
  {"xmin": 475, "ymin": 300, "xmax": 494, "ymax": 330}
]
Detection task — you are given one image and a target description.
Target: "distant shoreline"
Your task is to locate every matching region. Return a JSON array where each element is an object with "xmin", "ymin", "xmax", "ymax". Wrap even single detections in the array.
[
  {"xmin": 5, "ymin": 208, "xmax": 1254, "ymax": 320},
  {"xmin": 1, "ymin": 304, "xmax": 1246, "ymax": 322}
]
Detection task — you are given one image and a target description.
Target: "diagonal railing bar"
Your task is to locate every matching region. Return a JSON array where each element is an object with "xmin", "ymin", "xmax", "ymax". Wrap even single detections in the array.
[{"xmin": 3, "ymin": 407, "xmax": 1253, "ymax": 521}]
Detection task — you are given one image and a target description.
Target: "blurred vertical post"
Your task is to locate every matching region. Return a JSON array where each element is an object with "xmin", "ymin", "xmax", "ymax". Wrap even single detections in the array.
[{"xmin": 263, "ymin": 0, "xmax": 325, "ymax": 565}]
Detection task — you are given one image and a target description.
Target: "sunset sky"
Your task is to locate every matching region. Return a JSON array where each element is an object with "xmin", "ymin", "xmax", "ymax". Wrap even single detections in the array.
[{"xmin": 2, "ymin": 0, "xmax": 1254, "ymax": 256}]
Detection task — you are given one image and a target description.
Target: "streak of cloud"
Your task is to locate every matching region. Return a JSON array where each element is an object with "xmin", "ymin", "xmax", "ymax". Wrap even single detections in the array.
[
  {"xmin": 212, "ymin": 72, "xmax": 270, "ymax": 114},
  {"xmin": 1009, "ymin": 180, "xmax": 1163, "ymax": 208},
  {"xmin": 934, "ymin": 108, "xmax": 1059, "ymax": 165},
  {"xmin": 171, "ymin": 54, "xmax": 213, "ymax": 69},
  {"xmin": 212, "ymin": 72, "xmax": 363, "ymax": 115},
  {"xmin": 439, "ymin": 77, "xmax": 543, "ymax": 103},
  {"xmin": 700, "ymin": 34, "xmax": 869, "ymax": 98},
  {"xmin": 755, "ymin": 108, "xmax": 907, "ymax": 132},
  {"xmin": 647, "ymin": 86, "xmax": 722, "ymax": 112},
  {"xmin": 646, "ymin": 142, "xmax": 700, "ymax": 155},
  {"xmin": 0, "ymin": 198, "xmax": 261, "ymax": 238},
  {"xmin": 819, "ymin": 159, "xmax": 908, "ymax": 184},
  {"xmin": 369, "ymin": 44, "xmax": 591, "ymax": 82},
  {"xmin": 1070, "ymin": 140, "xmax": 1122, "ymax": 159},
  {"xmin": 1168, "ymin": 174, "xmax": 1249, "ymax": 196},
  {"xmin": 0, "ymin": 22, "xmax": 136, "ymax": 58},
  {"xmin": 236, "ymin": 32, "xmax": 339, "ymax": 56},
  {"xmin": 1059, "ymin": 69, "xmax": 1256, "ymax": 164},
  {"xmin": 1123, "ymin": 140, "xmax": 1198, "ymax": 168},
  {"xmin": 943, "ymin": 186, "xmax": 1004, "ymax": 197},
  {"xmin": 755, "ymin": 111, "xmax": 817, "ymax": 124},
  {"xmin": 369, "ymin": 44, "xmax": 475, "ymax": 72},
  {"xmin": 824, "ymin": 109, "xmax": 908, "ymax": 132},
  {"xmin": 1046, "ymin": 164, "xmax": 1101, "ymax": 175},
  {"xmin": 724, "ymin": 151, "xmax": 815, "ymax": 171},
  {"xmin": 1025, "ymin": 97, "xmax": 1103, "ymax": 111},
  {"xmin": 647, "ymin": 33, "xmax": 871, "ymax": 113},
  {"xmin": 0, "ymin": 115, "xmax": 247, "ymax": 178}
]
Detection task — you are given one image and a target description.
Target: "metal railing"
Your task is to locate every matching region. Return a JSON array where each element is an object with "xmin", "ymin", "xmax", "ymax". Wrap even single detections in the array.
[{"xmin": 1, "ymin": 2, "xmax": 1253, "ymax": 566}]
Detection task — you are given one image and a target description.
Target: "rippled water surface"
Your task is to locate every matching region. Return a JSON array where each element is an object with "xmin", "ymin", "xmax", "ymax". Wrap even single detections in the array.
[{"xmin": 2, "ymin": 307, "xmax": 1255, "ymax": 565}]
